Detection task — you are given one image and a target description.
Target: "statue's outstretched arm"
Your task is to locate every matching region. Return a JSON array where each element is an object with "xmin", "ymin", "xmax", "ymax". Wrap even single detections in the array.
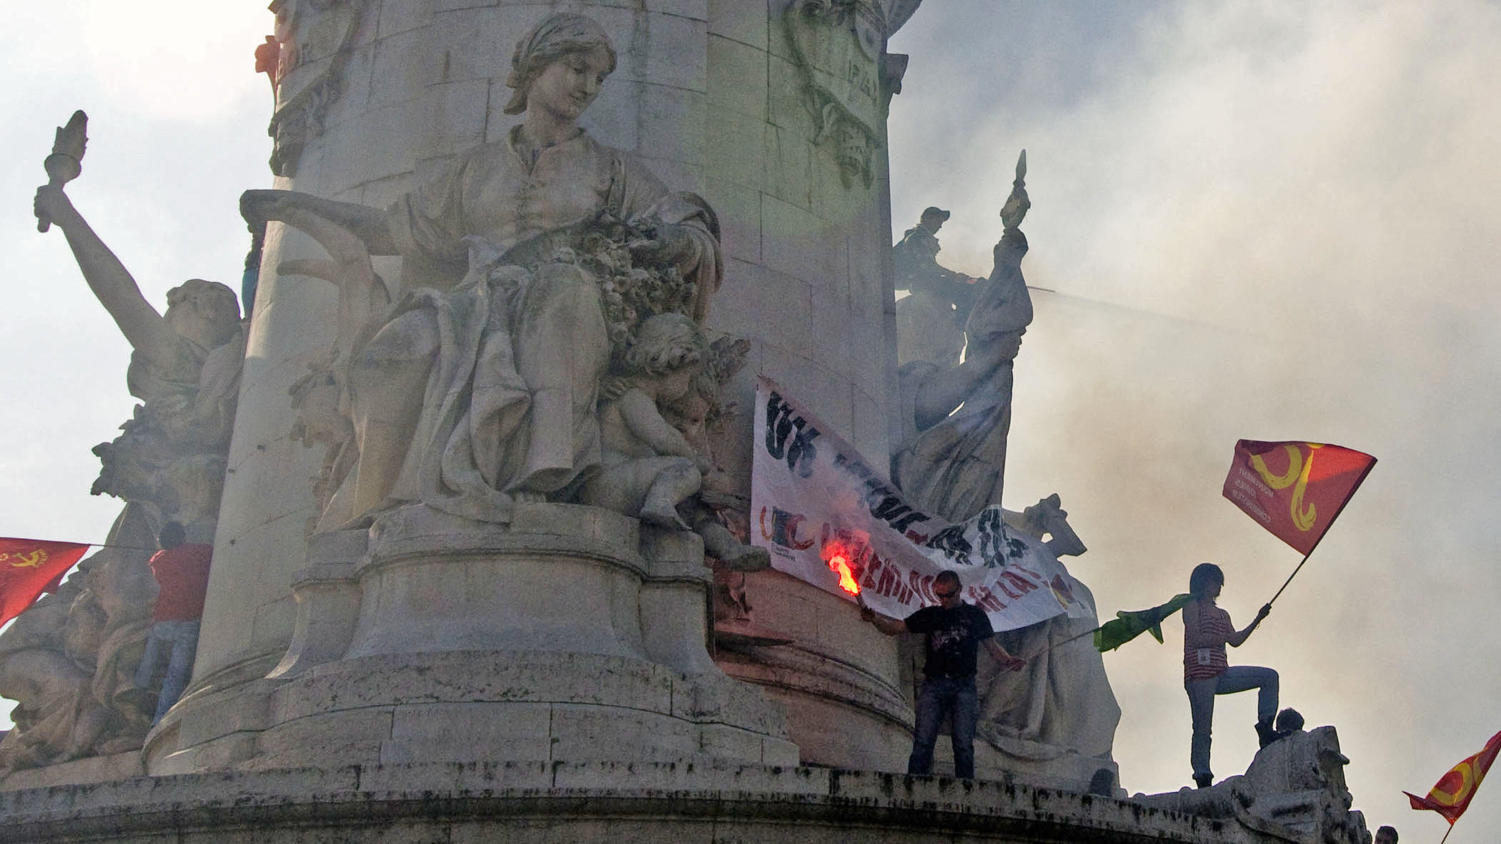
[
  {"xmin": 241, "ymin": 189, "xmax": 396, "ymax": 256},
  {"xmin": 33, "ymin": 185, "xmax": 176, "ymax": 367}
]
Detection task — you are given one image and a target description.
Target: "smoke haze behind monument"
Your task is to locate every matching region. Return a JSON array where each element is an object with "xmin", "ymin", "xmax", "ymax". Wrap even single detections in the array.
[
  {"xmin": 1, "ymin": 2, "xmax": 1497, "ymax": 839},
  {"xmin": 890, "ymin": 2, "xmax": 1501, "ymax": 839}
]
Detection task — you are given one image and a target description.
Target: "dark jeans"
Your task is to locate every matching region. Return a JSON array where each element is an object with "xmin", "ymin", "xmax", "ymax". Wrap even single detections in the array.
[
  {"xmin": 908, "ymin": 674, "xmax": 979, "ymax": 778},
  {"xmin": 1185, "ymin": 665, "xmax": 1279, "ymax": 778},
  {"xmin": 134, "ymin": 619, "xmax": 200, "ymax": 725}
]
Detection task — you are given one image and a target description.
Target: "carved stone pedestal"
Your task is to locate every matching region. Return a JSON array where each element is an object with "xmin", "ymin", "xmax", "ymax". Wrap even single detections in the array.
[
  {"xmin": 148, "ymin": 503, "xmax": 796, "ymax": 774},
  {"xmin": 716, "ymin": 570, "xmax": 916, "ymax": 772}
]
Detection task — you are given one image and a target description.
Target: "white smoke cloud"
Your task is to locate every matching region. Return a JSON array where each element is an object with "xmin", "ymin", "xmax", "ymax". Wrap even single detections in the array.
[{"xmin": 892, "ymin": 1, "xmax": 1501, "ymax": 838}]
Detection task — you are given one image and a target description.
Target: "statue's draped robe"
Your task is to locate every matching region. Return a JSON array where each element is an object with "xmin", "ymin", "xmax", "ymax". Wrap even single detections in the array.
[
  {"xmin": 319, "ymin": 128, "xmax": 720, "ymax": 529},
  {"xmin": 892, "ymin": 230, "xmax": 1031, "ymax": 518}
]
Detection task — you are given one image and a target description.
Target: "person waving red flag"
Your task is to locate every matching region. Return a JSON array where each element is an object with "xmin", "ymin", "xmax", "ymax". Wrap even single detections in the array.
[
  {"xmin": 1405, "ymin": 729, "xmax": 1501, "ymax": 828},
  {"xmin": 0, "ymin": 537, "xmax": 90, "ymax": 625}
]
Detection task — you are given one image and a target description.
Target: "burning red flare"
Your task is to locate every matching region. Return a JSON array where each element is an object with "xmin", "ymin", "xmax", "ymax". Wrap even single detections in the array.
[{"xmin": 826, "ymin": 552, "xmax": 860, "ymax": 595}]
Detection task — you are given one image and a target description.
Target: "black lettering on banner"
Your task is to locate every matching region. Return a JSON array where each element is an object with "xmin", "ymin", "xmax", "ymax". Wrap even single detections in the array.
[
  {"xmin": 926, "ymin": 525, "xmax": 972, "ymax": 567},
  {"xmin": 763, "ymin": 391, "xmax": 820, "ymax": 477},
  {"xmin": 975, "ymin": 507, "xmax": 1004, "ymax": 567}
]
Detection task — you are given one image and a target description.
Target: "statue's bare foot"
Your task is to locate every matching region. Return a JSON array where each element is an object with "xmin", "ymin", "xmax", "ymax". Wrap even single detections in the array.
[
  {"xmin": 640, "ymin": 498, "xmax": 691, "ymax": 531},
  {"xmin": 717, "ymin": 543, "xmax": 771, "ymax": 572}
]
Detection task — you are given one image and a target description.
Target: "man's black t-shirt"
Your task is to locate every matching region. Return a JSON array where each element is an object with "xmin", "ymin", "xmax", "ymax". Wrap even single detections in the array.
[{"xmin": 905, "ymin": 602, "xmax": 994, "ymax": 679}]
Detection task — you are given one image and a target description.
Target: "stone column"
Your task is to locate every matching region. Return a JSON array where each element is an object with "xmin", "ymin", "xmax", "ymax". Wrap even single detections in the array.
[{"xmin": 701, "ymin": 0, "xmax": 916, "ymax": 770}]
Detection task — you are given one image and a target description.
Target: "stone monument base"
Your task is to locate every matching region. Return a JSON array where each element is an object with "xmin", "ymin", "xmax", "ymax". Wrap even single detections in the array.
[
  {"xmin": 0, "ymin": 760, "xmax": 1257, "ymax": 843},
  {"xmin": 0, "ymin": 749, "xmax": 143, "ymax": 792},
  {"xmin": 147, "ymin": 503, "xmax": 796, "ymax": 774}
]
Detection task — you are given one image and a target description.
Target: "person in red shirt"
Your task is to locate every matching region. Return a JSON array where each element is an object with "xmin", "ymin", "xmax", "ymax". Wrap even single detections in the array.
[
  {"xmin": 132, "ymin": 522, "xmax": 212, "ymax": 725},
  {"xmin": 1183, "ymin": 562, "xmax": 1277, "ymax": 788}
]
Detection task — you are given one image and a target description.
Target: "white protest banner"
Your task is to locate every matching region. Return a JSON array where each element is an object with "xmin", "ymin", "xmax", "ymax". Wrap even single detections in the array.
[{"xmin": 750, "ymin": 377, "xmax": 1092, "ymax": 631}]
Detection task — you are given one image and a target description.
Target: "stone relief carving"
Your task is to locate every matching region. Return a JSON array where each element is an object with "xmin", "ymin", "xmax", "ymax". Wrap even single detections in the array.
[
  {"xmin": 265, "ymin": 0, "xmax": 369, "ymax": 177},
  {"xmin": 882, "ymin": 0, "xmax": 925, "ymax": 36},
  {"xmin": 783, "ymin": 0, "xmax": 892, "ymax": 188},
  {"xmin": 0, "ymin": 512, "xmax": 159, "ymax": 777},
  {"xmin": 249, "ymin": 14, "xmax": 754, "ymax": 559}
]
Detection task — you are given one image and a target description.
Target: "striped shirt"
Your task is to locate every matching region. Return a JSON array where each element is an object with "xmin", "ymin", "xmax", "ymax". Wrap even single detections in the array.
[{"xmin": 1183, "ymin": 601, "xmax": 1233, "ymax": 681}]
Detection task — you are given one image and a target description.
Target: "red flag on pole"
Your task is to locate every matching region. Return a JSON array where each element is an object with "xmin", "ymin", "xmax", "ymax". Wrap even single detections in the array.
[
  {"xmin": 1222, "ymin": 440, "xmax": 1376, "ymax": 555},
  {"xmin": 0, "ymin": 537, "xmax": 90, "ymax": 625},
  {"xmin": 1405, "ymin": 729, "xmax": 1501, "ymax": 825}
]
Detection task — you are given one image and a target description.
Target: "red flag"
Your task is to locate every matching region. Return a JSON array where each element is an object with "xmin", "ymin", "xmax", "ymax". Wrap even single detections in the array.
[
  {"xmin": 1222, "ymin": 440, "xmax": 1376, "ymax": 555},
  {"xmin": 1405, "ymin": 729, "xmax": 1501, "ymax": 825},
  {"xmin": 0, "ymin": 538, "xmax": 90, "ymax": 625}
]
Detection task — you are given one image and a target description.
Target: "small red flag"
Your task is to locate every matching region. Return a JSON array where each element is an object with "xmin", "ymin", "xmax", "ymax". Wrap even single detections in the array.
[
  {"xmin": 1222, "ymin": 440, "xmax": 1376, "ymax": 555},
  {"xmin": 0, "ymin": 538, "xmax": 90, "ymax": 625},
  {"xmin": 1405, "ymin": 729, "xmax": 1501, "ymax": 825}
]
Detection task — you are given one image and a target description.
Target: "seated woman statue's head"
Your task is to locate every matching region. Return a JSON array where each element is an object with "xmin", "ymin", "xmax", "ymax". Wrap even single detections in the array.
[{"xmin": 504, "ymin": 13, "xmax": 617, "ymax": 118}]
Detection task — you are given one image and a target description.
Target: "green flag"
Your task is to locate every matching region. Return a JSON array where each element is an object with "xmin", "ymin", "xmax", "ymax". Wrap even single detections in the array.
[{"xmin": 1093, "ymin": 593, "xmax": 1193, "ymax": 652}]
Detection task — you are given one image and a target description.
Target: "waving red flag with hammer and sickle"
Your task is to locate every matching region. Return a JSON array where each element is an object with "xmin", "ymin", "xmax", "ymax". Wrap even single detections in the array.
[
  {"xmin": 1222, "ymin": 440, "xmax": 1376, "ymax": 555},
  {"xmin": 0, "ymin": 538, "xmax": 90, "ymax": 625},
  {"xmin": 1405, "ymin": 729, "xmax": 1501, "ymax": 825}
]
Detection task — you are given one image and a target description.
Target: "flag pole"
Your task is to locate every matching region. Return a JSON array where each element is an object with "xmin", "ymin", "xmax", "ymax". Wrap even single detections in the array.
[
  {"xmin": 1439, "ymin": 823, "xmax": 1454, "ymax": 844},
  {"xmin": 1021, "ymin": 623, "xmax": 1103, "ymax": 661},
  {"xmin": 1267, "ymin": 550, "xmax": 1314, "ymax": 607}
]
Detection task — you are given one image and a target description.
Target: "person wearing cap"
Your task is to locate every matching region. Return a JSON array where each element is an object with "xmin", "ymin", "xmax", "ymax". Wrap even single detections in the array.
[
  {"xmin": 860, "ymin": 570, "xmax": 1026, "ymax": 779},
  {"xmin": 893, "ymin": 207, "xmax": 981, "ymax": 367}
]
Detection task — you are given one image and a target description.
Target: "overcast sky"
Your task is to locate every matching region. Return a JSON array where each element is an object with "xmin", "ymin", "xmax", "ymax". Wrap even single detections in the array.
[{"xmin": 2, "ymin": 2, "xmax": 1498, "ymax": 839}]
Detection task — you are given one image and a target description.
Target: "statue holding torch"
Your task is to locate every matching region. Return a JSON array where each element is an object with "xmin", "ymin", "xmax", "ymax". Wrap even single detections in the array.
[
  {"xmin": 33, "ymin": 113, "xmax": 244, "ymax": 527},
  {"xmin": 36, "ymin": 111, "xmax": 87, "ymax": 233}
]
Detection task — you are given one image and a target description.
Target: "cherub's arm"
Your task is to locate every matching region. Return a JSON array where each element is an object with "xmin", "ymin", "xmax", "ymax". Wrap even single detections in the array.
[{"xmin": 616, "ymin": 389, "xmax": 708, "ymax": 467}]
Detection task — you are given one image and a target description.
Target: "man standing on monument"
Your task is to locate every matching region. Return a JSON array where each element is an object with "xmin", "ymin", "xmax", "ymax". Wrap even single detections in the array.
[
  {"xmin": 893, "ymin": 207, "xmax": 981, "ymax": 367},
  {"xmin": 860, "ymin": 571, "xmax": 1026, "ymax": 778}
]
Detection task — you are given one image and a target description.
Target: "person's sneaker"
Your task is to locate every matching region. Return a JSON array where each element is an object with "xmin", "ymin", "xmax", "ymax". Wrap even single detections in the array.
[{"xmin": 1193, "ymin": 774, "xmax": 1213, "ymax": 789}]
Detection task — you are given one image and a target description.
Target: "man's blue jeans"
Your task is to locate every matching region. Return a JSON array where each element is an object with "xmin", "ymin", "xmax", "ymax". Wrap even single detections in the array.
[
  {"xmin": 1185, "ymin": 665, "xmax": 1278, "ymax": 779},
  {"xmin": 133, "ymin": 619, "xmax": 201, "ymax": 725},
  {"xmin": 908, "ymin": 674, "xmax": 979, "ymax": 778}
]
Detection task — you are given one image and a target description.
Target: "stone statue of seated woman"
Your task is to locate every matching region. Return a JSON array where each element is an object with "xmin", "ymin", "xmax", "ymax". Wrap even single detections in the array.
[{"xmin": 242, "ymin": 12, "xmax": 729, "ymax": 532}]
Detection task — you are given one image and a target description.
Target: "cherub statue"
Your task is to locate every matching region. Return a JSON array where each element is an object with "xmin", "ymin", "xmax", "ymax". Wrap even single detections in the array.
[{"xmin": 579, "ymin": 314, "xmax": 766, "ymax": 569}]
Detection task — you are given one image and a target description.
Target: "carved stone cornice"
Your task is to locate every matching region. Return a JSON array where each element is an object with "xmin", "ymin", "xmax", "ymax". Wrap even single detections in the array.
[
  {"xmin": 782, "ymin": 0, "xmax": 893, "ymax": 189},
  {"xmin": 266, "ymin": 0, "xmax": 369, "ymax": 177}
]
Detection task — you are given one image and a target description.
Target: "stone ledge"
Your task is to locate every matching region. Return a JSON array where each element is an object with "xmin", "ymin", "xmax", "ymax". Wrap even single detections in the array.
[{"xmin": 0, "ymin": 761, "xmax": 1258, "ymax": 843}]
